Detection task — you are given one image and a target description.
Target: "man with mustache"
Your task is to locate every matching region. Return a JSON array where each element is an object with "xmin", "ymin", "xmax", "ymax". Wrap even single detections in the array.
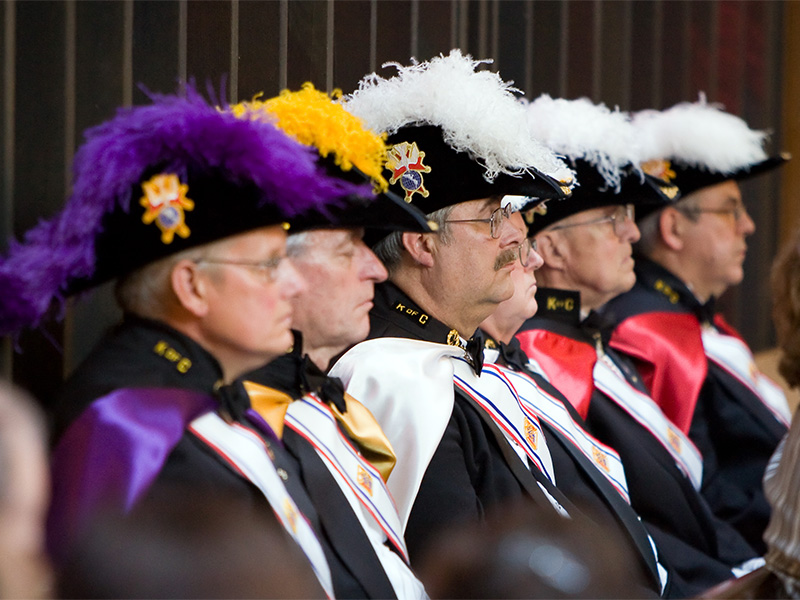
[
  {"xmin": 330, "ymin": 52, "xmax": 668, "ymax": 598},
  {"xmin": 515, "ymin": 95, "xmax": 764, "ymax": 597},
  {"xmin": 603, "ymin": 100, "xmax": 791, "ymax": 554}
]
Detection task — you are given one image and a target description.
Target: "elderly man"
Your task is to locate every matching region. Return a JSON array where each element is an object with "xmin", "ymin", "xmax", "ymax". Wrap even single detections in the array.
[
  {"xmin": 329, "ymin": 52, "xmax": 667, "ymax": 597},
  {"xmin": 0, "ymin": 88, "xmax": 417, "ymax": 598},
  {"xmin": 604, "ymin": 100, "xmax": 791, "ymax": 553},
  {"xmin": 515, "ymin": 95, "xmax": 763, "ymax": 596},
  {"xmin": 238, "ymin": 85, "xmax": 432, "ymax": 598}
]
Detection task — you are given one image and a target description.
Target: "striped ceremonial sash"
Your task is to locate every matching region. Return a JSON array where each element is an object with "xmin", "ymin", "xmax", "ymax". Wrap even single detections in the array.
[
  {"xmin": 594, "ymin": 354, "xmax": 704, "ymax": 490},
  {"xmin": 702, "ymin": 326, "xmax": 792, "ymax": 427},
  {"xmin": 285, "ymin": 394, "xmax": 409, "ymax": 563},
  {"xmin": 495, "ymin": 359, "xmax": 631, "ymax": 503},
  {"xmin": 452, "ymin": 357, "xmax": 556, "ymax": 484},
  {"xmin": 188, "ymin": 413, "xmax": 334, "ymax": 599}
]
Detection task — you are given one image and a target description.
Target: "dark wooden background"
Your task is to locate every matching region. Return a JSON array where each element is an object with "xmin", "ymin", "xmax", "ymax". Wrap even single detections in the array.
[{"xmin": 1, "ymin": 0, "xmax": 797, "ymax": 409}]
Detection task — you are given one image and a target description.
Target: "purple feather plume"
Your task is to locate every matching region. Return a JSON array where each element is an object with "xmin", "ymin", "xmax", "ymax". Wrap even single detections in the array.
[{"xmin": 0, "ymin": 86, "xmax": 372, "ymax": 335}]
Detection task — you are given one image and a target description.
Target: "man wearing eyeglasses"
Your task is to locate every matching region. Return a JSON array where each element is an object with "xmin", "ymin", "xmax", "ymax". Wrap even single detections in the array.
[
  {"xmin": 603, "ymin": 100, "xmax": 791, "ymax": 556},
  {"xmin": 514, "ymin": 95, "xmax": 768, "ymax": 596},
  {"xmin": 327, "ymin": 54, "xmax": 675, "ymax": 599}
]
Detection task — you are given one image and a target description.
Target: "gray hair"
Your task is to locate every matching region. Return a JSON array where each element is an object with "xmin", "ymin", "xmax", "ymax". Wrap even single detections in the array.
[
  {"xmin": 635, "ymin": 194, "xmax": 700, "ymax": 258},
  {"xmin": 114, "ymin": 245, "xmax": 206, "ymax": 319},
  {"xmin": 286, "ymin": 230, "xmax": 314, "ymax": 258},
  {"xmin": 373, "ymin": 205, "xmax": 454, "ymax": 276}
]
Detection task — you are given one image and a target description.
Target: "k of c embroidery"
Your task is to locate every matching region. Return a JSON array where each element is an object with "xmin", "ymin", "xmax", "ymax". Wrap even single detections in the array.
[
  {"xmin": 140, "ymin": 173, "xmax": 195, "ymax": 244},
  {"xmin": 387, "ymin": 141, "xmax": 431, "ymax": 202}
]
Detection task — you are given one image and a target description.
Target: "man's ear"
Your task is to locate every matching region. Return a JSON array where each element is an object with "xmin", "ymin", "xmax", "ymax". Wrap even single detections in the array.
[
  {"xmin": 170, "ymin": 259, "xmax": 211, "ymax": 317},
  {"xmin": 659, "ymin": 207, "xmax": 685, "ymax": 251},
  {"xmin": 536, "ymin": 231, "xmax": 567, "ymax": 271},
  {"xmin": 401, "ymin": 231, "xmax": 436, "ymax": 268}
]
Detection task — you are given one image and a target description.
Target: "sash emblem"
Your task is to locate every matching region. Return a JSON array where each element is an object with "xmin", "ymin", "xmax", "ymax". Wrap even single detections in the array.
[
  {"xmin": 140, "ymin": 173, "xmax": 194, "ymax": 244},
  {"xmin": 667, "ymin": 428, "xmax": 682, "ymax": 452},
  {"xmin": 357, "ymin": 465, "xmax": 373, "ymax": 496},
  {"xmin": 387, "ymin": 141, "xmax": 431, "ymax": 203},
  {"xmin": 641, "ymin": 159, "xmax": 676, "ymax": 183},
  {"xmin": 524, "ymin": 417, "xmax": 539, "ymax": 450},
  {"xmin": 283, "ymin": 498, "xmax": 298, "ymax": 533},
  {"xmin": 592, "ymin": 446, "xmax": 610, "ymax": 472}
]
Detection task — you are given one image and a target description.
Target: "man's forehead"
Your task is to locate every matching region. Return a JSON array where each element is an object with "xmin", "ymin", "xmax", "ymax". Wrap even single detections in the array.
[
  {"xmin": 453, "ymin": 196, "xmax": 501, "ymax": 215},
  {"xmin": 687, "ymin": 179, "xmax": 742, "ymax": 205}
]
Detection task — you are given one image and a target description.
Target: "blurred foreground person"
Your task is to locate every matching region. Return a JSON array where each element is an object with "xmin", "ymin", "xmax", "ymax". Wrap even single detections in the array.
[
  {"xmin": 57, "ymin": 484, "xmax": 323, "ymax": 599},
  {"xmin": 0, "ymin": 381, "xmax": 52, "ymax": 599},
  {"xmin": 605, "ymin": 99, "xmax": 791, "ymax": 552},
  {"xmin": 418, "ymin": 501, "xmax": 646, "ymax": 599},
  {"xmin": 0, "ymin": 87, "xmax": 375, "ymax": 596}
]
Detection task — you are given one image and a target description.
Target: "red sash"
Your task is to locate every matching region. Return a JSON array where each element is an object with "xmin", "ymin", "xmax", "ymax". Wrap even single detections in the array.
[
  {"xmin": 610, "ymin": 311, "xmax": 707, "ymax": 434},
  {"xmin": 516, "ymin": 329, "xmax": 596, "ymax": 419}
]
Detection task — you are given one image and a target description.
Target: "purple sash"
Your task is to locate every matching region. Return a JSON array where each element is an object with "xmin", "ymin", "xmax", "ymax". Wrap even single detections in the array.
[{"xmin": 47, "ymin": 387, "xmax": 216, "ymax": 562}]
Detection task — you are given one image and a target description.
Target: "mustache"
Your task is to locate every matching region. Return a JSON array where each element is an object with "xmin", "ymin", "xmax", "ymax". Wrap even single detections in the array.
[{"xmin": 494, "ymin": 248, "xmax": 518, "ymax": 271}]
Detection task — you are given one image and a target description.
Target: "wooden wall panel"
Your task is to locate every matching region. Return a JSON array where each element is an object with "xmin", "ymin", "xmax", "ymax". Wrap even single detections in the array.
[
  {"xmin": 238, "ymin": 1, "xmax": 282, "ymax": 99},
  {"xmin": 132, "ymin": 1, "xmax": 182, "ymax": 102}
]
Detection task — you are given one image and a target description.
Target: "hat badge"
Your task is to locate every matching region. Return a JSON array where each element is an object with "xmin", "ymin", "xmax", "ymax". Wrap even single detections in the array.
[
  {"xmin": 387, "ymin": 141, "xmax": 431, "ymax": 203},
  {"xmin": 140, "ymin": 173, "xmax": 195, "ymax": 244},
  {"xmin": 641, "ymin": 159, "xmax": 676, "ymax": 183}
]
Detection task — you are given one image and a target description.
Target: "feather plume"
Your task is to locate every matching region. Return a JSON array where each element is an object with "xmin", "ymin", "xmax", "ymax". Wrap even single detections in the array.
[
  {"xmin": 232, "ymin": 83, "xmax": 389, "ymax": 192},
  {"xmin": 344, "ymin": 49, "xmax": 573, "ymax": 185},
  {"xmin": 634, "ymin": 94, "xmax": 769, "ymax": 173},
  {"xmin": 525, "ymin": 95, "xmax": 641, "ymax": 191}
]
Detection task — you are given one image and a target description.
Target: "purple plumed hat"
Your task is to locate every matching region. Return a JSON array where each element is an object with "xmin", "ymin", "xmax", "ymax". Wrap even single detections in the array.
[{"xmin": 0, "ymin": 86, "xmax": 369, "ymax": 335}]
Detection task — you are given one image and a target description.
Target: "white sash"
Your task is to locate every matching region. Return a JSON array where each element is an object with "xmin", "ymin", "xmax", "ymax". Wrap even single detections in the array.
[
  {"xmin": 702, "ymin": 326, "xmax": 791, "ymax": 427},
  {"xmin": 285, "ymin": 395, "xmax": 427, "ymax": 599},
  {"xmin": 188, "ymin": 413, "xmax": 334, "ymax": 599},
  {"xmin": 330, "ymin": 338, "xmax": 463, "ymax": 529},
  {"xmin": 485, "ymin": 351, "xmax": 631, "ymax": 504},
  {"xmin": 451, "ymin": 357, "xmax": 556, "ymax": 484},
  {"xmin": 593, "ymin": 354, "xmax": 704, "ymax": 490}
]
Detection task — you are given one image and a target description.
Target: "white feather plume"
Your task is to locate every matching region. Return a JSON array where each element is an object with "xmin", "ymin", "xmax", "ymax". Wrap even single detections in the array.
[
  {"xmin": 525, "ymin": 95, "xmax": 641, "ymax": 192},
  {"xmin": 344, "ymin": 49, "xmax": 574, "ymax": 185},
  {"xmin": 633, "ymin": 95, "xmax": 769, "ymax": 174}
]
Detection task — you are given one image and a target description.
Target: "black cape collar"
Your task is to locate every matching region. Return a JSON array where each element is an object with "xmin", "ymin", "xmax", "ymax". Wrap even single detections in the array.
[
  {"xmin": 633, "ymin": 257, "xmax": 717, "ymax": 323},
  {"xmin": 524, "ymin": 287, "xmax": 615, "ymax": 346},
  {"xmin": 245, "ymin": 330, "xmax": 348, "ymax": 414},
  {"xmin": 369, "ymin": 281, "xmax": 484, "ymax": 373}
]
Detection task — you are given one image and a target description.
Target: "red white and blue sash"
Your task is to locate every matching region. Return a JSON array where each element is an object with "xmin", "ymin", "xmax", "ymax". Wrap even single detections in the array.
[
  {"xmin": 330, "ymin": 337, "xmax": 464, "ymax": 529},
  {"xmin": 593, "ymin": 353, "xmax": 704, "ymax": 490},
  {"xmin": 285, "ymin": 394, "xmax": 426, "ymax": 599},
  {"xmin": 484, "ymin": 351, "xmax": 631, "ymax": 503},
  {"xmin": 188, "ymin": 413, "xmax": 334, "ymax": 599},
  {"xmin": 452, "ymin": 357, "xmax": 556, "ymax": 484},
  {"xmin": 702, "ymin": 326, "xmax": 791, "ymax": 428}
]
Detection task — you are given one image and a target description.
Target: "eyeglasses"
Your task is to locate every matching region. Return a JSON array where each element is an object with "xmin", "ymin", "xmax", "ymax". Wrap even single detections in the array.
[
  {"xmin": 444, "ymin": 205, "xmax": 513, "ymax": 239},
  {"xmin": 195, "ymin": 256, "xmax": 288, "ymax": 283},
  {"xmin": 518, "ymin": 237, "xmax": 539, "ymax": 267},
  {"xmin": 678, "ymin": 203, "xmax": 748, "ymax": 224},
  {"xmin": 548, "ymin": 204, "xmax": 635, "ymax": 237}
]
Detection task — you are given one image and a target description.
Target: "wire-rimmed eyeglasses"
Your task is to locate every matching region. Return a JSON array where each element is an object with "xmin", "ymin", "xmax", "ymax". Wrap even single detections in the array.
[
  {"xmin": 548, "ymin": 204, "xmax": 635, "ymax": 237},
  {"xmin": 518, "ymin": 237, "xmax": 539, "ymax": 267},
  {"xmin": 678, "ymin": 203, "xmax": 748, "ymax": 224},
  {"xmin": 194, "ymin": 256, "xmax": 288, "ymax": 283},
  {"xmin": 444, "ymin": 204, "xmax": 514, "ymax": 239}
]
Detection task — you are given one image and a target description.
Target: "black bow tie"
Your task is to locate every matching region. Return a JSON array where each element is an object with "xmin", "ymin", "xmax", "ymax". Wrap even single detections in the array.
[
  {"xmin": 498, "ymin": 339, "xmax": 531, "ymax": 373},
  {"xmin": 465, "ymin": 330, "xmax": 486, "ymax": 375}
]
